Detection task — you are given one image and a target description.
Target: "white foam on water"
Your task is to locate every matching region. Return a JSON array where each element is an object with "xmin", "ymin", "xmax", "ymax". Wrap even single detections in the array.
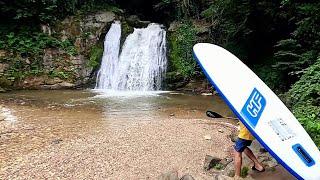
[{"xmin": 92, "ymin": 89, "xmax": 170, "ymax": 99}]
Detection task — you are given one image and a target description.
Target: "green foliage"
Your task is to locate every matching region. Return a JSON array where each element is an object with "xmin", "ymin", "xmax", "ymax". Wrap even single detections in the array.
[
  {"xmin": 274, "ymin": 2, "xmax": 320, "ymax": 81},
  {"xmin": 88, "ymin": 45, "xmax": 103, "ymax": 68},
  {"xmin": 292, "ymin": 105, "xmax": 320, "ymax": 146},
  {"xmin": 59, "ymin": 40, "xmax": 78, "ymax": 56},
  {"xmin": 79, "ymin": 1, "xmax": 122, "ymax": 14},
  {"xmin": 49, "ymin": 70, "xmax": 71, "ymax": 79},
  {"xmin": 287, "ymin": 60, "xmax": 320, "ymax": 146},
  {"xmin": 254, "ymin": 64, "xmax": 284, "ymax": 91},
  {"xmin": 241, "ymin": 166, "xmax": 249, "ymax": 178},
  {"xmin": 168, "ymin": 21, "xmax": 197, "ymax": 78},
  {"xmin": 2, "ymin": 56, "xmax": 44, "ymax": 82},
  {"xmin": 201, "ymin": 0, "xmax": 252, "ymax": 60},
  {"xmin": 200, "ymin": 0, "xmax": 320, "ymax": 145},
  {"xmin": 0, "ymin": 30, "xmax": 77, "ymax": 56},
  {"xmin": 0, "ymin": 28, "xmax": 77, "ymax": 83},
  {"xmin": 213, "ymin": 163, "xmax": 224, "ymax": 170},
  {"xmin": 154, "ymin": 0, "xmax": 203, "ymax": 20},
  {"xmin": 0, "ymin": 0, "xmax": 118, "ymax": 24}
]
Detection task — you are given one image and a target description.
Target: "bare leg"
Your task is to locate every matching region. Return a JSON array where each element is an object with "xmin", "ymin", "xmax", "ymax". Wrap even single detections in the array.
[
  {"xmin": 243, "ymin": 147, "xmax": 264, "ymax": 171},
  {"xmin": 234, "ymin": 149, "xmax": 242, "ymax": 177}
]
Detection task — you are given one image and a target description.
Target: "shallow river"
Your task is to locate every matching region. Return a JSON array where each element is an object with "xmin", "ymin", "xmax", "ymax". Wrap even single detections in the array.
[{"xmin": 0, "ymin": 90, "xmax": 294, "ymax": 179}]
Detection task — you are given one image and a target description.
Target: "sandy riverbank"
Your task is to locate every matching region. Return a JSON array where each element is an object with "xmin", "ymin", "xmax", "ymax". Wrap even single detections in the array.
[
  {"xmin": 0, "ymin": 90, "xmax": 294, "ymax": 179},
  {"xmin": 1, "ymin": 111, "xmax": 233, "ymax": 179}
]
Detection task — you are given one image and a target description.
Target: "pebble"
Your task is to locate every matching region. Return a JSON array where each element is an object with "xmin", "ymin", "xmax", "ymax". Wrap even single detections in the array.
[
  {"xmin": 204, "ymin": 135, "xmax": 212, "ymax": 140},
  {"xmin": 218, "ymin": 129, "xmax": 224, "ymax": 133},
  {"xmin": 52, "ymin": 139, "xmax": 63, "ymax": 144},
  {"xmin": 180, "ymin": 174, "xmax": 195, "ymax": 180}
]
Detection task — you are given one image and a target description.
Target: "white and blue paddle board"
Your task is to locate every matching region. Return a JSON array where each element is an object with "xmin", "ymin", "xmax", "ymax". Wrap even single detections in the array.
[{"xmin": 193, "ymin": 43, "xmax": 320, "ymax": 179}]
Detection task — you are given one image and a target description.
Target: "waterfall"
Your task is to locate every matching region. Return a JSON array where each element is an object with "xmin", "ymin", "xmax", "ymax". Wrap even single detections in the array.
[
  {"xmin": 95, "ymin": 23, "xmax": 167, "ymax": 91},
  {"xmin": 95, "ymin": 21, "xmax": 121, "ymax": 89}
]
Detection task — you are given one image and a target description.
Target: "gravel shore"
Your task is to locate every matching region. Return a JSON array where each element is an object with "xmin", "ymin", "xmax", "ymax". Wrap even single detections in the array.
[{"xmin": 1, "ymin": 112, "xmax": 234, "ymax": 179}]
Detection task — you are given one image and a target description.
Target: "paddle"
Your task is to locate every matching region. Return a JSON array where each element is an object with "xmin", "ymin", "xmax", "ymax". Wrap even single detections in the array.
[{"xmin": 206, "ymin": 110, "xmax": 238, "ymax": 120}]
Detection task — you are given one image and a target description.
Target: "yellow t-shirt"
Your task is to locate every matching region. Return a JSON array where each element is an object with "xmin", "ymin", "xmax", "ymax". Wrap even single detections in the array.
[{"xmin": 238, "ymin": 122, "xmax": 255, "ymax": 140}]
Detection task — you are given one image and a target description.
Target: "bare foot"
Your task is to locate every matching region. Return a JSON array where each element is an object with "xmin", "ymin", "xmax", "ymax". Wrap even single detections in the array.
[{"xmin": 252, "ymin": 162, "xmax": 265, "ymax": 172}]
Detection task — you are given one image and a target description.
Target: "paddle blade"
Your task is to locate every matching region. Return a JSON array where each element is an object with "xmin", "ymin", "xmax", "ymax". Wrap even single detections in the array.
[{"xmin": 206, "ymin": 110, "xmax": 224, "ymax": 118}]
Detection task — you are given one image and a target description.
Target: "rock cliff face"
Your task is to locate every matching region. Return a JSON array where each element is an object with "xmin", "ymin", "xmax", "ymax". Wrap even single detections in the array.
[
  {"xmin": 40, "ymin": 11, "xmax": 117, "ymax": 88},
  {"xmin": 55, "ymin": 11, "xmax": 116, "ymax": 52},
  {"xmin": 0, "ymin": 11, "xmax": 117, "ymax": 90}
]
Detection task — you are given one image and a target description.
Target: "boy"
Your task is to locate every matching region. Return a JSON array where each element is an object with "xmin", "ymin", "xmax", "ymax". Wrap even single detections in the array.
[{"xmin": 234, "ymin": 122, "xmax": 265, "ymax": 178}]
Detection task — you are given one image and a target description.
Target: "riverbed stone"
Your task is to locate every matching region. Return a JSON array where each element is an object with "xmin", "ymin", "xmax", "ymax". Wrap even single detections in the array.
[
  {"xmin": 158, "ymin": 171, "xmax": 179, "ymax": 180},
  {"xmin": 219, "ymin": 158, "xmax": 233, "ymax": 167},
  {"xmin": 212, "ymin": 174, "xmax": 235, "ymax": 180},
  {"xmin": 42, "ymin": 82, "xmax": 75, "ymax": 90},
  {"xmin": 221, "ymin": 161, "xmax": 235, "ymax": 177},
  {"xmin": 59, "ymin": 82, "xmax": 75, "ymax": 88},
  {"xmin": 204, "ymin": 135, "xmax": 212, "ymax": 140},
  {"xmin": 203, "ymin": 155, "xmax": 222, "ymax": 171},
  {"xmin": 51, "ymin": 139, "xmax": 63, "ymax": 144},
  {"xmin": 180, "ymin": 174, "xmax": 194, "ymax": 180}
]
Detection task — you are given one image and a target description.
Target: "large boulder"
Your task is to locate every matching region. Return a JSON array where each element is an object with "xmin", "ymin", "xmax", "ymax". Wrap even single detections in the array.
[
  {"xmin": 168, "ymin": 21, "xmax": 181, "ymax": 32},
  {"xmin": 126, "ymin": 15, "xmax": 151, "ymax": 28}
]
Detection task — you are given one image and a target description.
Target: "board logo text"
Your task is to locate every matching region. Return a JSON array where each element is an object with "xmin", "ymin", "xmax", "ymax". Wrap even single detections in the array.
[{"xmin": 241, "ymin": 88, "xmax": 266, "ymax": 127}]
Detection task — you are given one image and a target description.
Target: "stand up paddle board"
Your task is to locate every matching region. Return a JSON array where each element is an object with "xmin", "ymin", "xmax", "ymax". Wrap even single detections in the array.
[{"xmin": 193, "ymin": 43, "xmax": 320, "ymax": 179}]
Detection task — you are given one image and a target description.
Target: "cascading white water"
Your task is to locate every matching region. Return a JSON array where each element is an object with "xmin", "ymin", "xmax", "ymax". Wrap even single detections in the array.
[
  {"xmin": 95, "ymin": 21, "xmax": 121, "ymax": 89},
  {"xmin": 95, "ymin": 23, "xmax": 167, "ymax": 91}
]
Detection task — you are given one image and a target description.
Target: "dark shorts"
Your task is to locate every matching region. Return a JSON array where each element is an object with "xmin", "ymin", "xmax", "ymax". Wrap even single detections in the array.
[{"xmin": 234, "ymin": 138, "xmax": 252, "ymax": 152}]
